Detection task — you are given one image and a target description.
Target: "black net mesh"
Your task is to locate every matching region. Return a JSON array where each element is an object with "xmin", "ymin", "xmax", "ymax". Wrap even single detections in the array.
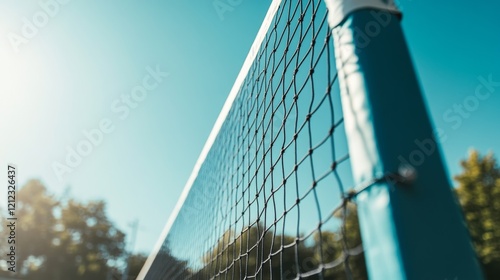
[{"xmin": 144, "ymin": 0, "xmax": 367, "ymax": 279}]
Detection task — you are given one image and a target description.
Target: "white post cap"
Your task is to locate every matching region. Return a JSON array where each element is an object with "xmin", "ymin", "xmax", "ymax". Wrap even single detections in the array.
[{"xmin": 324, "ymin": 0, "xmax": 401, "ymax": 27}]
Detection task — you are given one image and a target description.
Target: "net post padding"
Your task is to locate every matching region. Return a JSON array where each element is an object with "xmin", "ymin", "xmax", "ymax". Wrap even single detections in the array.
[{"xmin": 328, "ymin": 3, "xmax": 484, "ymax": 279}]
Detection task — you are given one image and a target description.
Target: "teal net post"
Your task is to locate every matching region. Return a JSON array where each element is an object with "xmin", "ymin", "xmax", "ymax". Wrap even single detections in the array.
[{"xmin": 324, "ymin": 1, "xmax": 484, "ymax": 279}]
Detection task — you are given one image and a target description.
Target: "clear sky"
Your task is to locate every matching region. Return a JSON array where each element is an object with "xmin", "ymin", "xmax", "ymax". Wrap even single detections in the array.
[{"xmin": 0, "ymin": 0, "xmax": 499, "ymax": 256}]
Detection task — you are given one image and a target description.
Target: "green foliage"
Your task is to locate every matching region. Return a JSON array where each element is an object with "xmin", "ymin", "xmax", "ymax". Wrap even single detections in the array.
[
  {"xmin": 46, "ymin": 199, "xmax": 125, "ymax": 280},
  {"xmin": 455, "ymin": 150, "xmax": 500, "ymax": 279},
  {"xmin": 125, "ymin": 253, "xmax": 147, "ymax": 279},
  {"xmin": 318, "ymin": 203, "xmax": 367, "ymax": 280},
  {"xmin": 0, "ymin": 180, "xmax": 126, "ymax": 280},
  {"xmin": 199, "ymin": 204, "xmax": 367, "ymax": 279},
  {"xmin": 200, "ymin": 223, "xmax": 313, "ymax": 279},
  {"xmin": 3, "ymin": 150, "xmax": 499, "ymax": 279},
  {"xmin": 16, "ymin": 180, "xmax": 58, "ymax": 265},
  {"xmin": 149, "ymin": 246, "xmax": 191, "ymax": 279}
]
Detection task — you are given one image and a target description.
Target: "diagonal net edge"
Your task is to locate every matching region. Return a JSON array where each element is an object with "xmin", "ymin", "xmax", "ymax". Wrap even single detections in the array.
[{"xmin": 140, "ymin": 1, "xmax": 369, "ymax": 279}]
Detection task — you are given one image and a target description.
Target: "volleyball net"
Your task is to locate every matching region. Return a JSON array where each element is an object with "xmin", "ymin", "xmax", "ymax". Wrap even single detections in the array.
[{"xmin": 139, "ymin": 0, "xmax": 484, "ymax": 279}]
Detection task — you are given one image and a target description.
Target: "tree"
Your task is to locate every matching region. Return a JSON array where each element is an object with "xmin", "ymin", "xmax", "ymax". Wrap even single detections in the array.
[
  {"xmin": 0, "ymin": 180, "xmax": 126, "ymax": 280},
  {"xmin": 125, "ymin": 253, "xmax": 147, "ymax": 279},
  {"xmin": 12, "ymin": 180, "xmax": 57, "ymax": 276},
  {"xmin": 200, "ymin": 223, "xmax": 315, "ymax": 279},
  {"xmin": 199, "ymin": 204, "xmax": 368, "ymax": 280},
  {"xmin": 141, "ymin": 243, "xmax": 191, "ymax": 280},
  {"xmin": 455, "ymin": 150, "xmax": 500, "ymax": 279},
  {"xmin": 43, "ymin": 199, "xmax": 125, "ymax": 280},
  {"xmin": 316, "ymin": 202, "xmax": 367, "ymax": 280}
]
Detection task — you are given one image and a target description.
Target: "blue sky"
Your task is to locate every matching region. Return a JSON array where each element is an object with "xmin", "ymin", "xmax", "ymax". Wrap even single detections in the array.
[{"xmin": 0, "ymin": 0, "xmax": 499, "ymax": 256}]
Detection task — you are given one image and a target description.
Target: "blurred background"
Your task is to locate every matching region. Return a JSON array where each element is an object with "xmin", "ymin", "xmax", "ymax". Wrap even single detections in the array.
[{"xmin": 0, "ymin": 0, "xmax": 499, "ymax": 279}]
